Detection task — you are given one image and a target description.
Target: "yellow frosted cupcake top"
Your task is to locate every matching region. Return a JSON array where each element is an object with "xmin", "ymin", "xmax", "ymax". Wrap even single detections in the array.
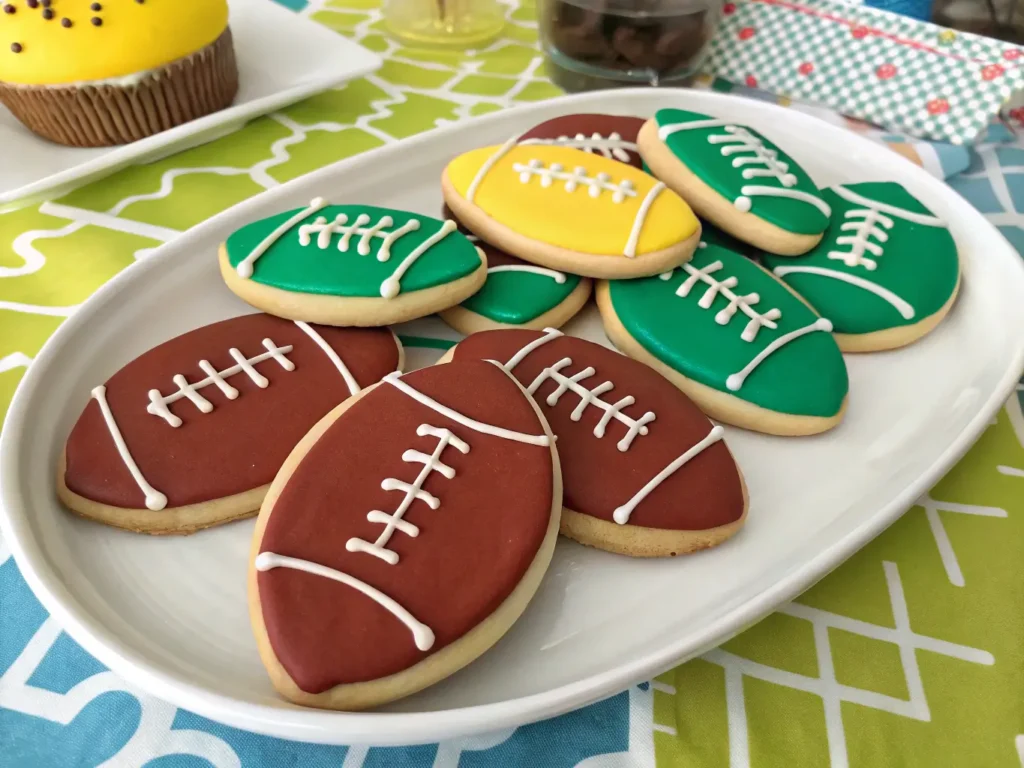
[{"xmin": 1, "ymin": 0, "xmax": 229, "ymax": 86}]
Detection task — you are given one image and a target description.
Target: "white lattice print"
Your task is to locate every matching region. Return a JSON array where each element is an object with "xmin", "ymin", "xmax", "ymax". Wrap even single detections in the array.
[
  {"xmin": 511, "ymin": 160, "xmax": 638, "ymax": 203},
  {"xmin": 146, "ymin": 339, "xmax": 295, "ymax": 428},
  {"xmin": 298, "ymin": 213, "xmax": 421, "ymax": 260},
  {"xmin": 702, "ymin": 561, "xmax": 996, "ymax": 768},
  {"xmin": 346, "ymin": 424, "xmax": 471, "ymax": 565},
  {"xmin": 662, "ymin": 252, "xmax": 782, "ymax": 343},
  {"xmin": 523, "ymin": 358, "xmax": 656, "ymax": 452}
]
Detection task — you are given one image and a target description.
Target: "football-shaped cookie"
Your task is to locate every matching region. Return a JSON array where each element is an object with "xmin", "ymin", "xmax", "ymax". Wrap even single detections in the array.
[
  {"xmin": 219, "ymin": 199, "xmax": 486, "ymax": 326},
  {"xmin": 638, "ymin": 108, "xmax": 830, "ymax": 255},
  {"xmin": 761, "ymin": 182, "xmax": 961, "ymax": 352},
  {"xmin": 442, "ymin": 143, "xmax": 700, "ymax": 279},
  {"xmin": 249, "ymin": 360, "xmax": 559, "ymax": 710},
  {"xmin": 59, "ymin": 314, "xmax": 402, "ymax": 534},
  {"xmin": 447, "ymin": 328, "xmax": 747, "ymax": 557},
  {"xmin": 518, "ymin": 113, "xmax": 646, "ymax": 168},
  {"xmin": 437, "ymin": 205, "xmax": 592, "ymax": 333},
  {"xmin": 597, "ymin": 228, "xmax": 849, "ymax": 436}
]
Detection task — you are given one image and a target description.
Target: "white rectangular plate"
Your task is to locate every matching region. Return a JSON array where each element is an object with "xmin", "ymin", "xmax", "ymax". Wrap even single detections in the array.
[
  {"xmin": 3, "ymin": 89, "xmax": 1024, "ymax": 746},
  {"xmin": 0, "ymin": 0, "xmax": 381, "ymax": 209}
]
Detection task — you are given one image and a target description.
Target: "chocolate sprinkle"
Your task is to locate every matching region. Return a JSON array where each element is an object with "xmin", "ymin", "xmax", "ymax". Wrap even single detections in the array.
[
  {"xmin": 90, "ymin": 15, "xmax": 101, "ymax": 25},
  {"xmin": 61, "ymin": 16, "xmax": 71, "ymax": 26},
  {"xmin": 27, "ymin": 0, "xmax": 38, "ymax": 7},
  {"xmin": 41, "ymin": 0, "xmax": 50, "ymax": 6},
  {"xmin": 10, "ymin": 42, "xmax": 22, "ymax": 53},
  {"xmin": 3, "ymin": 5, "xmax": 15, "ymax": 15},
  {"xmin": 90, "ymin": 1, "xmax": 101, "ymax": 9},
  {"xmin": 42, "ymin": 7, "xmax": 53, "ymax": 18}
]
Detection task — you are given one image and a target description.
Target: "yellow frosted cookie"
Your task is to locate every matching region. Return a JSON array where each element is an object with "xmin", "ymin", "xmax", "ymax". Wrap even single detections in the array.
[{"xmin": 442, "ymin": 142, "xmax": 701, "ymax": 279}]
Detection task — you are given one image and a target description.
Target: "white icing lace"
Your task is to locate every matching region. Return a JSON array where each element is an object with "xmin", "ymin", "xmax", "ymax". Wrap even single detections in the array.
[
  {"xmin": 661, "ymin": 248, "xmax": 781, "ymax": 343},
  {"xmin": 524, "ymin": 357, "xmax": 655, "ymax": 452},
  {"xmin": 511, "ymin": 160, "xmax": 638, "ymax": 203},
  {"xmin": 827, "ymin": 208, "xmax": 895, "ymax": 271},
  {"xmin": 346, "ymin": 424, "xmax": 470, "ymax": 565},
  {"xmin": 146, "ymin": 339, "xmax": 295, "ymax": 428},
  {"xmin": 708, "ymin": 125, "xmax": 798, "ymax": 188},
  {"xmin": 298, "ymin": 213, "xmax": 421, "ymax": 261}
]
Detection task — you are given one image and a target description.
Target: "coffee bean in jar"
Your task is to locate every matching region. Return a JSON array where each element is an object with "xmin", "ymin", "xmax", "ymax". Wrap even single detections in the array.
[{"xmin": 539, "ymin": 0, "xmax": 724, "ymax": 90}]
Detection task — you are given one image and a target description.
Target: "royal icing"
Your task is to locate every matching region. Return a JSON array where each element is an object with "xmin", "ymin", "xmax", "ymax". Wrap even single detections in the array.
[
  {"xmin": 761, "ymin": 182, "xmax": 959, "ymax": 336},
  {"xmin": 606, "ymin": 230, "xmax": 848, "ymax": 418},
  {"xmin": 487, "ymin": 264, "xmax": 567, "ymax": 283},
  {"xmin": 346, "ymin": 424, "xmax": 470, "ymax": 565},
  {"xmin": 452, "ymin": 329, "xmax": 746, "ymax": 532},
  {"xmin": 255, "ymin": 552, "xmax": 435, "ymax": 651},
  {"xmin": 612, "ymin": 425, "xmax": 724, "ymax": 525},
  {"xmin": 512, "ymin": 160, "xmax": 638, "ymax": 203},
  {"xmin": 520, "ymin": 132, "xmax": 636, "ymax": 162},
  {"xmin": 294, "ymin": 321, "xmax": 361, "ymax": 396},
  {"xmin": 653, "ymin": 109, "xmax": 830, "ymax": 235},
  {"xmin": 146, "ymin": 340, "xmax": 295, "ymax": 427},
  {"xmin": 225, "ymin": 203, "xmax": 480, "ymax": 301},
  {"xmin": 504, "ymin": 328, "xmax": 655, "ymax": 453},
  {"xmin": 446, "ymin": 143, "xmax": 699, "ymax": 259},
  {"xmin": 91, "ymin": 385, "xmax": 168, "ymax": 511}
]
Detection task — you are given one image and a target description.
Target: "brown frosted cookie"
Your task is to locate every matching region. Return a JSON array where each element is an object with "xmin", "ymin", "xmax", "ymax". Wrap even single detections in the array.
[
  {"xmin": 444, "ymin": 328, "xmax": 747, "ymax": 557},
  {"xmin": 249, "ymin": 360, "xmax": 560, "ymax": 710},
  {"xmin": 58, "ymin": 314, "xmax": 401, "ymax": 534}
]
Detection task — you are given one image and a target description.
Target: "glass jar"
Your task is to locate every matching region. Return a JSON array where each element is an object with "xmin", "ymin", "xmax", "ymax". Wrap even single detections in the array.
[
  {"xmin": 384, "ymin": 0, "xmax": 505, "ymax": 48},
  {"xmin": 538, "ymin": 0, "xmax": 725, "ymax": 91}
]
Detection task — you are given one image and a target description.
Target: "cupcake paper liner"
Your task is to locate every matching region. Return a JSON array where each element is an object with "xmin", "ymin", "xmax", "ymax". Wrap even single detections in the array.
[{"xmin": 0, "ymin": 28, "xmax": 239, "ymax": 148}]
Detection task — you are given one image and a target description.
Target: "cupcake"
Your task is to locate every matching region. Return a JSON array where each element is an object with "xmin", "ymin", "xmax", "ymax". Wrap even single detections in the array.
[{"xmin": 0, "ymin": 0, "xmax": 239, "ymax": 147}]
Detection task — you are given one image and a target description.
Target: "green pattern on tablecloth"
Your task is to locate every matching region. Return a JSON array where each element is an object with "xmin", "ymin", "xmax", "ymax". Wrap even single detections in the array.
[{"xmin": 1, "ymin": 1, "xmax": 1022, "ymax": 765}]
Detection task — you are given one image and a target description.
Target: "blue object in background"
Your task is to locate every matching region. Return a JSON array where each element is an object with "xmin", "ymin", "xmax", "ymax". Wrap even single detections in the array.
[{"xmin": 862, "ymin": 0, "xmax": 934, "ymax": 21}]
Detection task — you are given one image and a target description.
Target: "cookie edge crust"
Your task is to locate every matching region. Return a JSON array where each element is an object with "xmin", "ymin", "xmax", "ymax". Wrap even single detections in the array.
[
  {"xmin": 637, "ymin": 118, "xmax": 823, "ymax": 257},
  {"xmin": 441, "ymin": 169, "xmax": 700, "ymax": 279},
  {"xmin": 219, "ymin": 244, "xmax": 487, "ymax": 327},
  {"xmin": 247, "ymin": 373, "xmax": 563, "ymax": 710}
]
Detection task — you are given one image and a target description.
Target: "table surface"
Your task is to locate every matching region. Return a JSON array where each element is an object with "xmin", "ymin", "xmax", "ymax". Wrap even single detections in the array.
[{"xmin": 1, "ymin": 1, "xmax": 1022, "ymax": 766}]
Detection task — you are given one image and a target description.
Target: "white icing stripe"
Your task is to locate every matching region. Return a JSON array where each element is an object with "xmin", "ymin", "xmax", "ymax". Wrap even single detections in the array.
[
  {"xmin": 236, "ymin": 198, "xmax": 327, "ymax": 278},
  {"xmin": 772, "ymin": 265, "xmax": 916, "ymax": 320},
  {"xmin": 503, "ymin": 327, "xmax": 563, "ymax": 371},
  {"xmin": 347, "ymin": 424, "xmax": 469, "ymax": 565},
  {"xmin": 676, "ymin": 259, "xmax": 780, "ymax": 343},
  {"xmin": 465, "ymin": 135, "xmax": 519, "ymax": 203},
  {"xmin": 512, "ymin": 160, "xmax": 637, "ymax": 203},
  {"xmin": 487, "ymin": 264, "xmax": 567, "ymax": 283},
  {"xmin": 624, "ymin": 182, "xmax": 666, "ymax": 259},
  {"xmin": 147, "ymin": 342, "xmax": 294, "ymax": 427},
  {"xmin": 831, "ymin": 185, "xmax": 944, "ymax": 226},
  {"xmin": 524, "ymin": 358, "xmax": 655, "ymax": 452},
  {"xmin": 657, "ymin": 119, "xmax": 730, "ymax": 139},
  {"xmin": 726, "ymin": 318, "xmax": 833, "ymax": 392},
  {"xmin": 91, "ymin": 385, "xmax": 168, "ymax": 511},
  {"xmin": 294, "ymin": 321, "xmax": 360, "ymax": 396},
  {"xmin": 386, "ymin": 370, "xmax": 550, "ymax": 446},
  {"xmin": 519, "ymin": 133, "xmax": 637, "ymax": 162},
  {"xmin": 380, "ymin": 220, "xmax": 458, "ymax": 299},
  {"xmin": 738, "ymin": 185, "xmax": 832, "ymax": 217},
  {"xmin": 255, "ymin": 552, "xmax": 434, "ymax": 651},
  {"xmin": 612, "ymin": 425, "xmax": 725, "ymax": 525},
  {"xmin": 297, "ymin": 215, "xmax": 422, "ymax": 263}
]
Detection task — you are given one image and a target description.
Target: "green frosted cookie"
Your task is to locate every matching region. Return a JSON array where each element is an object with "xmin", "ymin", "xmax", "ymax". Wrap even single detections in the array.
[
  {"xmin": 220, "ymin": 199, "xmax": 486, "ymax": 327},
  {"xmin": 638, "ymin": 108, "xmax": 831, "ymax": 256},
  {"xmin": 597, "ymin": 225, "xmax": 848, "ymax": 436},
  {"xmin": 762, "ymin": 182, "xmax": 960, "ymax": 351}
]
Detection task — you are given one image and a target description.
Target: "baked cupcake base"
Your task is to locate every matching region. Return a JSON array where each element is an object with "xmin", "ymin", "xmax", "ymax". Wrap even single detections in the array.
[{"xmin": 0, "ymin": 28, "xmax": 238, "ymax": 148}]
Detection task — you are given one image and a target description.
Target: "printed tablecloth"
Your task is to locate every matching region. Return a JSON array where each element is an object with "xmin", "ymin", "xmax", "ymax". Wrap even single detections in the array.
[{"xmin": 1, "ymin": 1, "xmax": 1022, "ymax": 766}]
